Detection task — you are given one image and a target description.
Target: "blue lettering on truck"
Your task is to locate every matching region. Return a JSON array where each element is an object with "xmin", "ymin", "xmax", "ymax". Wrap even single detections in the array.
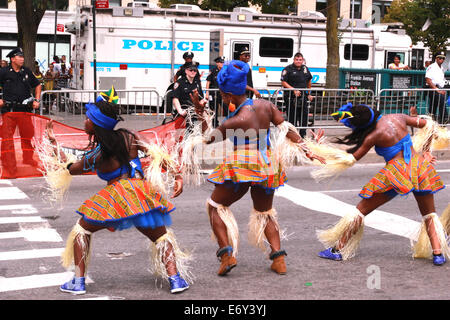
[{"xmin": 123, "ymin": 39, "xmax": 204, "ymax": 52}]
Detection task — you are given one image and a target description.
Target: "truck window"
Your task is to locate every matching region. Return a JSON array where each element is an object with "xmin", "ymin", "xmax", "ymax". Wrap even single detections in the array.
[
  {"xmin": 259, "ymin": 37, "xmax": 294, "ymax": 58},
  {"xmin": 344, "ymin": 44, "xmax": 369, "ymax": 61},
  {"xmin": 233, "ymin": 42, "xmax": 251, "ymax": 60}
]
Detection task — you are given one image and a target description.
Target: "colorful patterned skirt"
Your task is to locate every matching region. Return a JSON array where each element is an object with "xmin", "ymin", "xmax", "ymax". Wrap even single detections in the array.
[
  {"xmin": 207, "ymin": 147, "xmax": 287, "ymax": 192},
  {"xmin": 76, "ymin": 178, "xmax": 174, "ymax": 231},
  {"xmin": 359, "ymin": 154, "xmax": 445, "ymax": 199}
]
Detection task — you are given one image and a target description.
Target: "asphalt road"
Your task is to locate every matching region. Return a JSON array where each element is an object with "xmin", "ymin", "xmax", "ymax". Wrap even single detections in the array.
[{"xmin": 0, "ymin": 161, "xmax": 449, "ymax": 302}]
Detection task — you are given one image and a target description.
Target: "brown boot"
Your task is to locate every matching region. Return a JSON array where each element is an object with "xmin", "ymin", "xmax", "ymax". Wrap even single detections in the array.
[
  {"xmin": 270, "ymin": 250, "xmax": 287, "ymax": 275},
  {"xmin": 216, "ymin": 246, "xmax": 237, "ymax": 276}
]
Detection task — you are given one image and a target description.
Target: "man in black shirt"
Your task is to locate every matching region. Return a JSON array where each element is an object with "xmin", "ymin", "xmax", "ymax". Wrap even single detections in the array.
[
  {"xmin": 238, "ymin": 48, "xmax": 261, "ymax": 99},
  {"xmin": 281, "ymin": 52, "xmax": 313, "ymax": 137},
  {"xmin": 0, "ymin": 47, "xmax": 42, "ymax": 178},
  {"xmin": 205, "ymin": 56, "xmax": 225, "ymax": 126}
]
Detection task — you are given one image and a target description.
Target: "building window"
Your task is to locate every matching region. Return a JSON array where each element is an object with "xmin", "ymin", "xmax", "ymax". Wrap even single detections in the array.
[
  {"xmin": 0, "ymin": 0, "xmax": 8, "ymax": 8},
  {"xmin": 316, "ymin": 0, "xmax": 340, "ymax": 17},
  {"xmin": 372, "ymin": 1, "xmax": 391, "ymax": 22},
  {"xmin": 109, "ymin": 0, "xmax": 122, "ymax": 7},
  {"xmin": 349, "ymin": 0, "xmax": 362, "ymax": 19},
  {"xmin": 259, "ymin": 37, "xmax": 294, "ymax": 58},
  {"xmin": 344, "ymin": 44, "xmax": 369, "ymax": 61}
]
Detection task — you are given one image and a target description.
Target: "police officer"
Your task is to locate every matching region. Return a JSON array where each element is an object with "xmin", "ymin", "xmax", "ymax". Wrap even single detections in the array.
[
  {"xmin": 172, "ymin": 63, "xmax": 206, "ymax": 121},
  {"xmin": 0, "ymin": 47, "xmax": 42, "ymax": 178},
  {"xmin": 205, "ymin": 56, "xmax": 225, "ymax": 126},
  {"xmin": 238, "ymin": 47, "xmax": 261, "ymax": 99},
  {"xmin": 174, "ymin": 51, "xmax": 201, "ymax": 82},
  {"xmin": 425, "ymin": 51, "xmax": 449, "ymax": 124},
  {"xmin": 281, "ymin": 52, "xmax": 314, "ymax": 137}
]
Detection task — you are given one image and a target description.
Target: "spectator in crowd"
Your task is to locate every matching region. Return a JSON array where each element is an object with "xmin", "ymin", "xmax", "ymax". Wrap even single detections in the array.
[
  {"xmin": 0, "ymin": 60, "xmax": 7, "ymax": 68},
  {"xmin": 281, "ymin": 52, "xmax": 314, "ymax": 137},
  {"xmin": 424, "ymin": 61, "xmax": 432, "ymax": 68},
  {"xmin": 238, "ymin": 47, "xmax": 261, "ymax": 99},
  {"xmin": 56, "ymin": 63, "xmax": 71, "ymax": 89},
  {"xmin": 205, "ymin": 56, "xmax": 225, "ymax": 127},
  {"xmin": 425, "ymin": 52, "xmax": 449, "ymax": 124},
  {"xmin": 388, "ymin": 55, "xmax": 410, "ymax": 70},
  {"xmin": 52, "ymin": 56, "xmax": 61, "ymax": 74},
  {"xmin": 33, "ymin": 61, "xmax": 44, "ymax": 85}
]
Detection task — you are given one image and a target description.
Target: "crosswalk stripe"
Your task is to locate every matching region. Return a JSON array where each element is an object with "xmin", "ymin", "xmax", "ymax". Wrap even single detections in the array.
[
  {"xmin": 0, "ymin": 187, "xmax": 28, "ymax": 200},
  {"xmin": 0, "ymin": 229, "xmax": 62, "ymax": 242},
  {"xmin": 0, "ymin": 248, "xmax": 64, "ymax": 261},
  {"xmin": 0, "ymin": 272, "xmax": 93, "ymax": 293},
  {"xmin": 275, "ymin": 184, "xmax": 421, "ymax": 241},
  {"xmin": 0, "ymin": 204, "xmax": 38, "ymax": 214},
  {"xmin": 0, "ymin": 216, "xmax": 44, "ymax": 224}
]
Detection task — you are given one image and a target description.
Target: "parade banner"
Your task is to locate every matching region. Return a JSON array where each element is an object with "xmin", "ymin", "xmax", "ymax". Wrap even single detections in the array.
[{"xmin": 0, "ymin": 113, "xmax": 185, "ymax": 179}]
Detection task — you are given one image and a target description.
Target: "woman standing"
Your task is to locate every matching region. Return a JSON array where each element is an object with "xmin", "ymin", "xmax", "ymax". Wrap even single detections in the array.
[
  {"xmin": 46, "ymin": 93, "xmax": 191, "ymax": 294},
  {"xmin": 190, "ymin": 60, "xmax": 324, "ymax": 276}
]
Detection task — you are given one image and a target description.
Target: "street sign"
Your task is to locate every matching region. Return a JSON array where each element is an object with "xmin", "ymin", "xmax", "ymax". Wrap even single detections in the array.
[
  {"xmin": 95, "ymin": 0, "xmax": 109, "ymax": 9},
  {"xmin": 56, "ymin": 24, "xmax": 64, "ymax": 32}
]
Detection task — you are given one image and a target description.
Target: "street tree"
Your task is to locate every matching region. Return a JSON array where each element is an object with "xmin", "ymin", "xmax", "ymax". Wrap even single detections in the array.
[
  {"xmin": 325, "ymin": 0, "xmax": 340, "ymax": 88},
  {"xmin": 14, "ymin": 0, "xmax": 68, "ymax": 69},
  {"xmin": 383, "ymin": 0, "xmax": 450, "ymax": 56}
]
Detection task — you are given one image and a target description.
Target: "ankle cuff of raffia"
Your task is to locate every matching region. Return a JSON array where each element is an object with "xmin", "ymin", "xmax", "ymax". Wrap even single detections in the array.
[
  {"xmin": 216, "ymin": 246, "xmax": 233, "ymax": 259},
  {"xmin": 270, "ymin": 250, "xmax": 287, "ymax": 260}
]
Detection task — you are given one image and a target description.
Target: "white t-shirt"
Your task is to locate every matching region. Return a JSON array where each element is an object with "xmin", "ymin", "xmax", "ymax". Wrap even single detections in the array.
[
  {"xmin": 425, "ymin": 62, "xmax": 446, "ymax": 88},
  {"xmin": 388, "ymin": 62, "xmax": 406, "ymax": 70}
]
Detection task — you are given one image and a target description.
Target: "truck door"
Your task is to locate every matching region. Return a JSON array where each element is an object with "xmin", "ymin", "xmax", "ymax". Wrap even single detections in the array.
[{"xmin": 385, "ymin": 51, "xmax": 406, "ymax": 68}]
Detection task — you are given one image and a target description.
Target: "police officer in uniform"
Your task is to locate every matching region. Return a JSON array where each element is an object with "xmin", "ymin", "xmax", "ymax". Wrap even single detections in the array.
[
  {"xmin": 172, "ymin": 63, "xmax": 206, "ymax": 130},
  {"xmin": 425, "ymin": 51, "xmax": 449, "ymax": 124},
  {"xmin": 174, "ymin": 51, "xmax": 201, "ymax": 82},
  {"xmin": 281, "ymin": 52, "xmax": 313, "ymax": 137},
  {"xmin": 238, "ymin": 48, "xmax": 261, "ymax": 99},
  {"xmin": 0, "ymin": 47, "xmax": 42, "ymax": 178},
  {"xmin": 205, "ymin": 56, "xmax": 225, "ymax": 127}
]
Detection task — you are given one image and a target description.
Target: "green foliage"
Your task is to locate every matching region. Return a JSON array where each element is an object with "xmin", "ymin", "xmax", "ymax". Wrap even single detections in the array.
[{"xmin": 383, "ymin": 0, "xmax": 450, "ymax": 55}]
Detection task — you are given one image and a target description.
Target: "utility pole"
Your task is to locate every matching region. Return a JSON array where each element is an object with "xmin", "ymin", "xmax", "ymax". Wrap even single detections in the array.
[
  {"xmin": 53, "ymin": 0, "xmax": 58, "ymax": 58},
  {"xmin": 92, "ymin": 0, "xmax": 97, "ymax": 90}
]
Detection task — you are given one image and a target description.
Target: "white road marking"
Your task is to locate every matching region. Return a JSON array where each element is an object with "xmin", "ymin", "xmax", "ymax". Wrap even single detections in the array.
[
  {"xmin": 0, "ymin": 187, "xmax": 28, "ymax": 200},
  {"xmin": 0, "ymin": 272, "xmax": 93, "ymax": 293},
  {"xmin": 275, "ymin": 184, "xmax": 421, "ymax": 241},
  {"xmin": 0, "ymin": 204, "xmax": 38, "ymax": 215},
  {"xmin": 437, "ymin": 169, "xmax": 450, "ymax": 173},
  {"xmin": 0, "ymin": 216, "xmax": 44, "ymax": 224},
  {"xmin": 0, "ymin": 180, "xmax": 12, "ymax": 185},
  {"xmin": 0, "ymin": 228, "xmax": 62, "ymax": 242},
  {"xmin": 0, "ymin": 248, "xmax": 64, "ymax": 261}
]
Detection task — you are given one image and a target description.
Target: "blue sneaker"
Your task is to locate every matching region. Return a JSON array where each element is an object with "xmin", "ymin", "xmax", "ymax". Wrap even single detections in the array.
[
  {"xmin": 318, "ymin": 248, "xmax": 343, "ymax": 261},
  {"xmin": 168, "ymin": 273, "xmax": 189, "ymax": 294},
  {"xmin": 60, "ymin": 277, "xmax": 86, "ymax": 295},
  {"xmin": 433, "ymin": 254, "xmax": 446, "ymax": 266}
]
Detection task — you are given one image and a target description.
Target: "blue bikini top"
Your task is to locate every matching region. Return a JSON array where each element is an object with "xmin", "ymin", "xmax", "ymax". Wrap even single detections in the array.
[
  {"xmin": 96, "ymin": 157, "xmax": 144, "ymax": 181},
  {"xmin": 374, "ymin": 134, "xmax": 412, "ymax": 164}
]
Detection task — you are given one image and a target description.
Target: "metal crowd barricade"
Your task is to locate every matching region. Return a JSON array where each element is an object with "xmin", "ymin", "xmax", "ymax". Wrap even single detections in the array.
[
  {"xmin": 39, "ymin": 89, "xmax": 163, "ymax": 130},
  {"xmin": 270, "ymin": 88, "xmax": 375, "ymax": 132},
  {"xmin": 377, "ymin": 88, "xmax": 450, "ymax": 126}
]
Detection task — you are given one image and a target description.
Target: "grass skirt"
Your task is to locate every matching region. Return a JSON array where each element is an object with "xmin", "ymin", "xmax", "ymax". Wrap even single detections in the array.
[{"xmin": 76, "ymin": 178, "xmax": 174, "ymax": 231}]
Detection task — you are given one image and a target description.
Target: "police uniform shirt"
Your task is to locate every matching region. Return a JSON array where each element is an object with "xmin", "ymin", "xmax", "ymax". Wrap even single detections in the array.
[
  {"xmin": 0, "ymin": 65, "xmax": 40, "ymax": 103},
  {"xmin": 425, "ymin": 62, "xmax": 446, "ymax": 88},
  {"xmin": 173, "ymin": 76, "xmax": 203, "ymax": 107},
  {"xmin": 246, "ymin": 64, "xmax": 253, "ymax": 88},
  {"xmin": 280, "ymin": 64, "xmax": 312, "ymax": 89},
  {"xmin": 206, "ymin": 67, "xmax": 220, "ymax": 89}
]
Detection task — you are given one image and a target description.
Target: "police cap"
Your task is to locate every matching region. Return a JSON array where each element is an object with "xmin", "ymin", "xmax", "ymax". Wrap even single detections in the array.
[
  {"xmin": 435, "ymin": 51, "xmax": 446, "ymax": 59},
  {"xmin": 214, "ymin": 56, "xmax": 225, "ymax": 63},
  {"xmin": 186, "ymin": 62, "xmax": 198, "ymax": 71},
  {"xmin": 183, "ymin": 51, "xmax": 194, "ymax": 59},
  {"xmin": 239, "ymin": 47, "xmax": 250, "ymax": 56},
  {"xmin": 6, "ymin": 47, "xmax": 24, "ymax": 59}
]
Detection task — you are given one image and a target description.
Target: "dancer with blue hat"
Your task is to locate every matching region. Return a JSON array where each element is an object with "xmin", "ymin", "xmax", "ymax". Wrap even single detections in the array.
[
  {"xmin": 45, "ymin": 87, "xmax": 192, "ymax": 294},
  {"xmin": 189, "ymin": 60, "xmax": 324, "ymax": 276},
  {"xmin": 316, "ymin": 103, "xmax": 449, "ymax": 266}
]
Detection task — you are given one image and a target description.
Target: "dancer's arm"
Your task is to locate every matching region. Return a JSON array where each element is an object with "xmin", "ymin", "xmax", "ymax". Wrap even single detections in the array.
[{"xmin": 351, "ymin": 135, "xmax": 376, "ymax": 161}]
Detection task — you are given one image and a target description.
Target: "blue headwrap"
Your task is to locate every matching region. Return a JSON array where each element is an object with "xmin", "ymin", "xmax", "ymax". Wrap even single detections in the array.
[
  {"xmin": 86, "ymin": 100, "xmax": 119, "ymax": 130},
  {"xmin": 217, "ymin": 60, "xmax": 249, "ymax": 95},
  {"xmin": 337, "ymin": 103, "xmax": 380, "ymax": 130}
]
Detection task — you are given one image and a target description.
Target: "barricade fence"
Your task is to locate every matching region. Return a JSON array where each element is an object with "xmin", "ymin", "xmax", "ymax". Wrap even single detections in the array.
[{"xmin": 37, "ymin": 87, "xmax": 449, "ymax": 131}]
